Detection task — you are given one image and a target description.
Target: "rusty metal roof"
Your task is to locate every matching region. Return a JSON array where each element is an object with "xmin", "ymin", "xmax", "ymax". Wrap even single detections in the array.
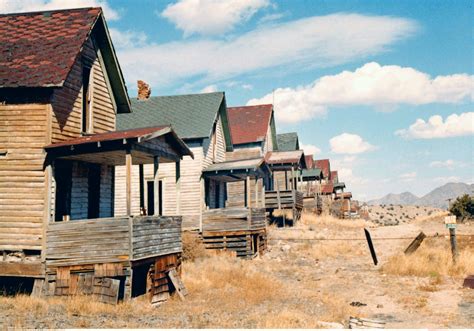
[
  {"xmin": 321, "ymin": 183, "xmax": 334, "ymax": 194},
  {"xmin": 227, "ymin": 104, "xmax": 273, "ymax": 145},
  {"xmin": 315, "ymin": 159, "xmax": 331, "ymax": 179},
  {"xmin": 265, "ymin": 150, "xmax": 305, "ymax": 166},
  {"xmin": 45, "ymin": 126, "xmax": 193, "ymax": 158}
]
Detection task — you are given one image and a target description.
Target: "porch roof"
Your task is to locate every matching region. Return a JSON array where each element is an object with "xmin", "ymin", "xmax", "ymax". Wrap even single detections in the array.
[
  {"xmin": 301, "ymin": 167, "xmax": 323, "ymax": 180},
  {"xmin": 264, "ymin": 150, "xmax": 306, "ymax": 169},
  {"xmin": 45, "ymin": 126, "xmax": 193, "ymax": 165},
  {"xmin": 334, "ymin": 182, "xmax": 346, "ymax": 190},
  {"xmin": 202, "ymin": 157, "xmax": 268, "ymax": 182}
]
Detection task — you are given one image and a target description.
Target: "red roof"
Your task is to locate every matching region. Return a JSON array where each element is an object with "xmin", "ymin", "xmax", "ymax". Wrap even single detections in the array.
[
  {"xmin": 331, "ymin": 170, "xmax": 338, "ymax": 182},
  {"xmin": 314, "ymin": 159, "xmax": 330, "ymax": 178},
  {"xmin": 227, "ymin": 104, "xmax": 273, "ymax": 145},
  {"xmin": 305, "ymin": 154, "xmax": 314, "ymax": 169},
  {"xmin": 321, "ymin": 183, "xmax": 334, "ymax": 194},
  {"xmin": 0, "ymin": 7, "xmax": 101, "ymax": 88},
  {"xmin": 45, "ymin": 126, "xmax": 170, "ymax": 149}
]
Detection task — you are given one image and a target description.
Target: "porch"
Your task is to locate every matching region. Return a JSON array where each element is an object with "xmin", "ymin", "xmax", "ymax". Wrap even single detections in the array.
[
  {"xmin": 41, "ymin": 126, "xmax": 192, "ymax": 303},
  {"xmin": 201, "ymin": 158, "xmax": 269, "ymax": 258},
  {"xmin": 264, "ymin": 150, "xmax": 306, "ymax": 223}
]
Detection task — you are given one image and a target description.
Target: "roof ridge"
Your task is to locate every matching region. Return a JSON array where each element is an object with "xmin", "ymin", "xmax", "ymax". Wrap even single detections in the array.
[
  {"xmin": 228, "ymin": 104, "xmax": 273, "ymax": 109},
  {"xmin": 0, "ymin": 6, "xmax": 101, "ymax": 17},
  {"xmin": 131, "ymin": 91, "xmax": 224, "ymax": 101}
]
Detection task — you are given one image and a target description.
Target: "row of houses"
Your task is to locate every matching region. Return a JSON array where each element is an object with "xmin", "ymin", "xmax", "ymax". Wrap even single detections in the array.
[{"xmin": 0, "ymin": 7, "xmax": 355, "ymax": 303}]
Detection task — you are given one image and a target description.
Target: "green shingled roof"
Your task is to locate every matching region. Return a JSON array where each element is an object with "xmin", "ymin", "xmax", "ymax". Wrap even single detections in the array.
[
  {"xmin": 117, "ymin": 92, "xmax": 225, "ymax": 140},
  {"xmin": 277, "ymin": 132, "xmax": 299, "ymax": 151}
]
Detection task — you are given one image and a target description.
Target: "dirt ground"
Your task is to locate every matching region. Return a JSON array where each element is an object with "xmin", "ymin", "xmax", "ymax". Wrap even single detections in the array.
[{"xmin": 0, "ymin": 212, "xmax": 473, "ymax": 329}]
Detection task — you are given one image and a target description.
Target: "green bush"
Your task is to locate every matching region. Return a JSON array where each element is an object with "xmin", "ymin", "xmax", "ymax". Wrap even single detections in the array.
[{"xmin": 449, "ymin": 194, "xmax": 474, "ymax": 222}]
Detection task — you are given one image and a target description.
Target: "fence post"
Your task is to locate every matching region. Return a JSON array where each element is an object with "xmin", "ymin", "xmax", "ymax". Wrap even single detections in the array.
[{"xmin": 449, "ymin": 227, "xmax": 458, "ymax": 264}]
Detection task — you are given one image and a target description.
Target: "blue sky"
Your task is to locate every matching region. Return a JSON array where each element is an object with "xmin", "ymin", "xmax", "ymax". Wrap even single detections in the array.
[{"xmin": 2, "ymin": 0, "xmax": 472, "ymax": 200}]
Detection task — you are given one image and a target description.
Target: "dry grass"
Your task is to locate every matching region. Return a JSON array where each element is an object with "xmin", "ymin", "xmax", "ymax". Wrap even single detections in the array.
[
  {"xmin": 296, "ymin": 239, "xmax": 365, "ymax": 260},
  {"xmin": 382, "ymin": 237, "xmax": 474, "ymax": 277},
  {"xmin": 300, "ymin": 212, "xmax": 368, "ymax": 230},
  {"xmin": 181, "ymin": 231, "xmax": 210, "ymax": 261}
]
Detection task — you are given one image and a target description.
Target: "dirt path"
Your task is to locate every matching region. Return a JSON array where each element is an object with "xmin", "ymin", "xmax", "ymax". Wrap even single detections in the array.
[{"xmin": 265, "ymin": 217, "xmax": 474, "ymax": 328}]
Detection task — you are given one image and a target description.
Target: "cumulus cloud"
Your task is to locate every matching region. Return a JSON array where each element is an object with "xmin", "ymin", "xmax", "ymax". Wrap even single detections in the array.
[
  {"xmin": 200, "ymin": 84, "xmax": 218, "ymax": 93},
  {"xmin": 0, "ymin": 0, "xmax": 119, "ymax": 20},
  {"xmin": 115, "ymin": 14, "xmax": 417, "ymax": 91},
  {"xmin": 429, "ymin": 159, "xmax": 466, "ymax": 170},
  {"xmin": 329, "ymin": 133, "xmax": 376, "ymax": 155},
  {"xmin": 109, "ymin": 28, "xmax": 148, "ymax": 48},
  {"xmin": 161, "ymin": 0, "xmax": 270, "ymax": 36},
  {"xmin": 395, "ymin": 112, "xmax": 474, "ymax": 139},
  {"xmin": 248, "ymin": 62, "xmax": 474, "ymax": 124},
  {"xmin": 300, "ymin": 143, "xmax": 321, "ymax": 156},
  {"xmin": 399, "ymin": 172, "xmax": 417, "ymax": 182},
  {"xmin": 433, "ymin": 176, "xmax": 461, "ymax": 184}
]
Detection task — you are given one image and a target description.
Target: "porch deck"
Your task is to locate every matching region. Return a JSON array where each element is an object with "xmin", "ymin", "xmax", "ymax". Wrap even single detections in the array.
[
  {"xmin": 201, "ymin": 207, "xmax": 267, "ymax": 259},
  {"xmin": 265, "ymin": 190, "xmax": 304, "ymax": 210},
  {"xmin": 45, "ymin": 215, "xmax": 182, "ymax": 269}
]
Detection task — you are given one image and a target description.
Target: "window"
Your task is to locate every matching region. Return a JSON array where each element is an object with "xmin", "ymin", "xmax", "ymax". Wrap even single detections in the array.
[{"xmin": 82, "ymin": 64, "xmax": 93, "ymax": 134}]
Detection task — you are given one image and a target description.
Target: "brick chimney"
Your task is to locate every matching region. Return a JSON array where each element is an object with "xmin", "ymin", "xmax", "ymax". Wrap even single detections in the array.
[{"xmin": 137, "ymin": 80, "xmax": 151, "ymax": 100}]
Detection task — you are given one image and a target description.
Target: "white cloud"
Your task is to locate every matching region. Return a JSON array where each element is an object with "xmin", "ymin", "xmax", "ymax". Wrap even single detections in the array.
[
  {"xmin": 200, "ymin": 84, "xmax": 218, "ymax": 93},
  {"xmin": 109, "ymin": 28, "xmax": 148, "ymax": 48},
  {"xmin": 161, "ymin": 0, "xmax": 270, "ymax": 36},
  {"xmin": 395, "ymin": 112, "xmax": 474, "ymax": 139},
  {"xmin": 242, "ymin": 84, "xmax": 253, "ymax": 90},
  {"xmin": 248, "ymin": 62, "xmax": 474, "ymax": 124},
  {"xmin": 399, "ymin": 172, "xmax": 417, "ymax": 182},
  {"xmin": 0, "ymin": 0, "xmax": 119, "ymax": 20},
  {"xmin": 115, "ymin": 13, "xmax": 417, "ymax": 92},
  {"xmin": 433, "ymin": 176, "xmax": 461, "ymax": 184},
  {"xmin": 429, "ymin": 159, "xmax": 465, "ymax": 170},
  {"xmin": 329, "ymin": 133, "xmax": 376, "ymax": 155},
  {"xmin": 300, "ymin": 143, "xmax": 321, "ymax": 156}
]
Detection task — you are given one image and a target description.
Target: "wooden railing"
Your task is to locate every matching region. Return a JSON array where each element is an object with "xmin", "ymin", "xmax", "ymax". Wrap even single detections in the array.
[
  {"xmin": 265, "ymin": 190, "xmax": 304, "ymax": 210},
  {"xmin": 202, "ymin": 207, "xmax": 266, "ymax": 233},
  {"xmin": 45, "ymin": 216, "xmax": 182, "ymax": 268}
]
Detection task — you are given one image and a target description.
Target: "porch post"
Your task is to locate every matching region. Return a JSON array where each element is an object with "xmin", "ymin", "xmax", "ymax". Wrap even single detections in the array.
[
  {"xmin": 246, "ymin": 176, "xmax": 251, "ymax": 209},
  {"xmin": 254, "ymin": 178, "xmax": 259, "ymax": 208},
  {"xmin": 153, "ymin": 156, "xmax": 160, "ymax": 216},
  {"xmin": 139, "ymin": 164, "xmax": 144, "ymax": 214},
  {"xmin": 291, "ymin": 167, "xmax": 295, "ymax": 190},
  {"xmin": 126, "ymin": 149, "xmax": 132, "ymax": 216},
  {"xmin": 175, "ymin": 161, "xmax": 181, "ymax": 214},
  {"xmin": 261, "ymin": 178, "xmax": 266, "ymax": 208},
  {"xmin": 284, "ymin": 170, "xmax": 288, "ymax": 190}
]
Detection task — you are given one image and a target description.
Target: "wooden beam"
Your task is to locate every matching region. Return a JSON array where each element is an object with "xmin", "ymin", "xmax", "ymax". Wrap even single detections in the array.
[
  {"xmin": 153, "ymin": 156, "xmax": 160, "ymax": 216},
  {"xmin": 175, "ymin": 161, "xmax": 181, "ymax": 214},
  {"xmin": 126, "ymin": 149, "xmax": 132, "ymax": 216},
  {"xmin": 139, "ymin": 164, "xmax": 144, "ymax": 213},
  {"xmin": 255, "ymin": 178, "xmax": 259, "ymax": 208}
]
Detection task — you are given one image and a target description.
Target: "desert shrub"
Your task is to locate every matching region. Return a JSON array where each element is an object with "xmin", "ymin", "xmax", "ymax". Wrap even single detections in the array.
[
  {"xmin": 182, "ymin": 231, "xmax": 209, "ymax": 261},
  {"xmin": 449, "ymin": 194, "xmax": 474, "ymax": 222}
]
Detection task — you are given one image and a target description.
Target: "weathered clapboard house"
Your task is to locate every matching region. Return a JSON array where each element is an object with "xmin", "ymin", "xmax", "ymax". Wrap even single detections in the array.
[
  {"xmin": 0, "ymin": 7, "xmax": 192, "ymax": 303},
  {"xmin": 225, "ymin": 104, "xmax": 277, "ymax": 208},
  {"xmin": 314, "ymin": 158, "xmax": 332, "ymax": 213},
  {"xmin": 115, "ymin": 88, "xmax": 233, "ymax": 231},
  {"xmin": 300, "ymin": 154, "xmax": 324, "ymax": 212}
]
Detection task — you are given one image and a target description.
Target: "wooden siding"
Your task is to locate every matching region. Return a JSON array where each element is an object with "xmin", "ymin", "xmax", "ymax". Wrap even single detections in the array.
[
  {"xmin": 202, "ymin": 207, "xmax": 266, "ymax": 232},
  {"xmin": 45, "ymin": 216, "xmax": 182, "ymax": 268},
  {"xmin": 226, "ymin": 178, "xmax": 264, "ymax": 208},
  {"xmin": 50, "ymin": 38, "xmax": 116, "ymax": 143},
  {"xmin": 265, "ymin": 190, "xmax": 304, "ymax": 210},
  {"xmin": 225, "ymin": 146, "xmax": 261, "ymax": 161},
  {"xmin": 114, "ymin": 115, "xmax": 227, "ymax": 230},
  {"xmin": 0, "ymin": 104, "xmax": 48, "ymax": 251}
]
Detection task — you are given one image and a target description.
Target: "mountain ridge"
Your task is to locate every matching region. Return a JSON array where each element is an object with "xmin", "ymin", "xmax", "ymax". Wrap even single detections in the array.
[{"xmin": 367, "ymin": 182, "xmax": 474, "ymax": 209}]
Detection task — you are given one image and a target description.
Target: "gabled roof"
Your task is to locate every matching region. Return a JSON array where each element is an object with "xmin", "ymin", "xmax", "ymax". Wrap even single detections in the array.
[
  {"xmin": 277, "ymin": 132, "xmax": 300, "ymax": 151},
  {"xmin": 305, "ymin": 154, "xmax": 314, "ymax": 169},
  {"xmin": 314, "ymin": 159, "xmax": 331, "ymax": 179},
  {"xmin": 118, "ymin": 92, "xmax": 229, "ymax": 141},
  {"xmin": 331, "ymin": 170, "xmax": 339, "ymax": 183},
  {"xmin": 321, "ymin": 183, "xmax": 334, "ymax": 194},
  {"xmin": 227, "ymin": 104, "xmax": 273, "ymax": 145},
  {"xmin": 301, "ymin": 168, "xmax": 323, "ymax": 180},
  {"xmin": 202, "ymin": 157, "xmax": 268, "ymax": 182},
  {"xmin": 265, "ymin": 150, "xmax": 306, "ymax": 168},
  {"xmin": 0, "ymin": 7, "xmax": 130, "ymax": 112}
]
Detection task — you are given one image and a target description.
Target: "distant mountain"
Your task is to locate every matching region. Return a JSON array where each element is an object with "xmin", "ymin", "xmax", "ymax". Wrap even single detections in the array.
[
  {"xmin": 368, "ymin": 192, "xmax": 419, "ymax": 206},
  {"xmin": 368, "ymin": 183, "xmax": 474, "ymax": 209}
]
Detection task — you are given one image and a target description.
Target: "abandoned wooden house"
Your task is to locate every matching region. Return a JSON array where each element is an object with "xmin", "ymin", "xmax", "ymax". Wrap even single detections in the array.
[
  {"xmin": 225, "ymin": 104, "xmax": 277, "ymax": 208},
  {"xmin": 115, "ymin": 90, "xmax": 233, "ymax": 231},
  {"xmin": 264, "ymin": 150, "xmax": 306, "ymax": 222},
  {"xmin": 299, "ymin": 155, "xmax": 324, "ymax": 212},
  {"xmin": 314, "ymin": 159, "xmax": 333, "ymax": 213},
  {"xmin": 0, "ymin": 7, "xmax": 192, "ymax": 303},
  {"xmin": 200, "ymin": 158, "xmax": 270, "ymax": 258},
  {"xmin": 276, "ymin": 132, "xmax": 300, "ymax": 152}
]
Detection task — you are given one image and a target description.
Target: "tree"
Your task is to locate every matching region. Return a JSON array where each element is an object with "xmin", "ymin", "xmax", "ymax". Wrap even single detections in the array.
[{"xmin": 449, "ymin": 194, "xmax": 474, "ymax": 222}]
